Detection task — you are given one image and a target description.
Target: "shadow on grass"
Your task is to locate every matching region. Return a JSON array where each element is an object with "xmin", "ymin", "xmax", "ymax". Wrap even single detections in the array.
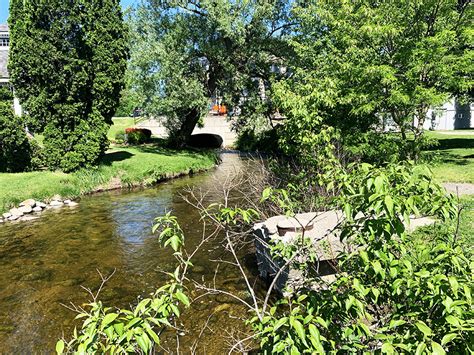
[
  {"xmin": 431, "ymin": 138, "xmax": 474, "ymax": 150},
  {"xmin": 101, "ymin": 151, "xmax": 135, "ymax": 165}
]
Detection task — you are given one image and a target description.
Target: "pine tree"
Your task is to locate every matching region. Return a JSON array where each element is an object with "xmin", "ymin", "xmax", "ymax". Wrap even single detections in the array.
[{"xmin": 8, "ymin": 0, "xmax": 129, "ymax": 171}]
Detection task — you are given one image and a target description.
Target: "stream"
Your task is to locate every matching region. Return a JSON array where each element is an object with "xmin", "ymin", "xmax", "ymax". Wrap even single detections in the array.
[{"xmin": 0, "ymin": 152, "xmax": 265, "ymax": 353}]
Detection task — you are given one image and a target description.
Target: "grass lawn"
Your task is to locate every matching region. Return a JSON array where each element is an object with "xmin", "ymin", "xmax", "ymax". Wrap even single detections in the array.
[
  {"xmin": 0, "ymin": 145, "xmax": 217, "ymax": 213},
  {"xmin": 424, "ymin": 130, "xmax": 474, "ymax": 184},
  {"xmin": 458, "ymin": 195, "xmax": 474, "ymax": 253}
]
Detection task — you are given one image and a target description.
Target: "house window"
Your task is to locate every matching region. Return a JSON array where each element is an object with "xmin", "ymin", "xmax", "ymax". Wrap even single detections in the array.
[{"xmin": 0, "ymin": 37, "xmax": 9, "ymax": 47}]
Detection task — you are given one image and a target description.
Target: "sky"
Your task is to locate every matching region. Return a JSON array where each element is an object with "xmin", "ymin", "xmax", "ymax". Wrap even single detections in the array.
[{"xmin": 0, "ymin": 0, "xmax": 138, "ymax": 24}]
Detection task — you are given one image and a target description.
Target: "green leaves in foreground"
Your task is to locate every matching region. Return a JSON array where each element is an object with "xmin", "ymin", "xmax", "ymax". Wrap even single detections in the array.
[{"xmin": 250, "ymin": 163, "xmax": 473, "ymax": 354}]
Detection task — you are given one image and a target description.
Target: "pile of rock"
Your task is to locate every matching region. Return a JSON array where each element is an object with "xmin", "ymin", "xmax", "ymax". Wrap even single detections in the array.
[{"xmin": 0, "ymin": 197, "xmax": 78, "ymax": 223}]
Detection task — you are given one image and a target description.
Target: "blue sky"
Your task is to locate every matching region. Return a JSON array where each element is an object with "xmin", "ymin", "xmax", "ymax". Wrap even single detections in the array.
[{"xmin": 0, "ymin": 0, "xmax": 138, "ymax": 24}]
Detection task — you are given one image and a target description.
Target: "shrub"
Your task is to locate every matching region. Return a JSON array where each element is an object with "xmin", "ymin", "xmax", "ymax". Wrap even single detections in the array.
[
  {"xmin": 125, "ymin": 128, "xmax": 152, "ymax": 145},
  {"xmin": 9, "ymin": 0, "xmax": 129, "ymax": 172},
  {"xmin": 0, "ymin": 102, "xmax": 33, "ymax": 172},
  {"xmin": 114, "ymin": 130, "xmax": 126, "ymax": 144}
]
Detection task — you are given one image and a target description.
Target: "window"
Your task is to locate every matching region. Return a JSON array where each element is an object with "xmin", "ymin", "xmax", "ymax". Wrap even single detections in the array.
[{"xmin": 0, "ymin": 37, "xmax": 9, "ymax": 47}]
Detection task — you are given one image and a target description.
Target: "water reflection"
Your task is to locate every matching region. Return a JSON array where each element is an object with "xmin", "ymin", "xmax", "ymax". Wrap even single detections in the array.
[{"xmin": 0, "ymin": 152, "xmax": 264, "ymax": 353}]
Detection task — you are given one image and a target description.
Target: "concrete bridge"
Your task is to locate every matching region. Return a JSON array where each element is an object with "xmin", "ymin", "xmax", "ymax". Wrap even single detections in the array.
[{"xmin": 136, "ymin": 115, "xmax": 237, "ymax": 147}]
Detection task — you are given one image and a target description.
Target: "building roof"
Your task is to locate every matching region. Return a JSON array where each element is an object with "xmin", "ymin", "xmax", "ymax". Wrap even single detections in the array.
[{"xmin": 0, "ymin": 24, "xmax": 8, "ymax": 32}]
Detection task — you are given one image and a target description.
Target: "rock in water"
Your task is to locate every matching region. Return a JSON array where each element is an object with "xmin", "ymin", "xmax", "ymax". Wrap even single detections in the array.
[
  {"xmin": 68, "ymin": 201, "xmax": 79, "ymax": 207},
  {"xmin": 2, "ymin": 212, "xmax": 12, "ymax": 219},
  {"xmin": 19, "ymin": 199, "xmax": 36, "ymax": 208},
  {"xmin": 33, "ymin": 207, "xmax": 43, "ymax": 213},
  {"xmin": 50, "ymin": 200, "xmax": 64, "ymax": 207}
]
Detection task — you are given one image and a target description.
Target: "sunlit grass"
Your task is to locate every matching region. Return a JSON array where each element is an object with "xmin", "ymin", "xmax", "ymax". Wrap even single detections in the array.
[{"xmin": 0, "ymin": 145, "xmax": 217, "ymax": 213}]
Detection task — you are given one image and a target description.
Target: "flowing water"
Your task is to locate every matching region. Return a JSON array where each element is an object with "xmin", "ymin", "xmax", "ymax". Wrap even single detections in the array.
[{"xmin": 0, "ymin": 153, "xmax": 265, "ymax": 353}]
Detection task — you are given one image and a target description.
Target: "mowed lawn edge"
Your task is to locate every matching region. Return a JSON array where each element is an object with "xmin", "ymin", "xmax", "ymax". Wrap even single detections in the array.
[{"xmin": 0, "ymin": 145, "xmax": 218, "ymax": 213}]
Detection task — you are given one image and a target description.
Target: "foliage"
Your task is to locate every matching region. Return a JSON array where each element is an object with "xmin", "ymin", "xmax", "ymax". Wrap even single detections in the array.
[
  {"xmin": 0, "ymin": 102, "xmax": 33, "ymax": 172},
  {"xmin": 114, "ymin": 131, "xmax": 126, "ymax": 144},
  {"xmin": 236, "ymin": 127, "xmax": 280, "ymax": 153},
  {"xmin": 343, "ymin": 132, "xmax": 438, "ymax": 166},
  {"xmin": 0, "ymin": 87, "xmax": 13, "ymax": 103},
  {"xmin": 130, "ymin": 0, "xmax": 293, "ymax": 147},
  {"xmin": 275, "ymin": 0, "xmax": 473, "ymax": 158},
  {"xmin": 124, "ymin": 128, "xmax": 152, "ymax": 145},
  {"xmin": 251, "ymin": 163, "xmax": 473, "ymax": 353},
  {"xmin": 9, "ymin": 0, "xmax": 129, "ymax": 172},
  {"xmin": 57, "ymin": 213, "xmax": 189, "ymax": 354}
]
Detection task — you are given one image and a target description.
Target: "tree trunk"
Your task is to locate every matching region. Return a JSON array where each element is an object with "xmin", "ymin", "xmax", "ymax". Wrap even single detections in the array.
[{"xmin": 169, "ymin": 107, "xmax": 201, "ymax": 148}]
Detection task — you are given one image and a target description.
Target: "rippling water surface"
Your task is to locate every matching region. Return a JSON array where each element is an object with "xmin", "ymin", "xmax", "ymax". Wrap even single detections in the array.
[{"xmin": 0, "ymin": 153, "xmax": 265, "ymax": 353}]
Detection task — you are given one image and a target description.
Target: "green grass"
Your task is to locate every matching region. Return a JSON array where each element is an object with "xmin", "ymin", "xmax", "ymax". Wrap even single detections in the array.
[
  {"xmin": 0, "ymin": 145, "xmax": 217, "ymax": 213},
  {"xmin": 424, "ymin": 130, "xmax": 474, "ymax": 184},
  {"xmin": 108, "ymin": 117, "xmax": 136, "ymax": 141},
  {"xmin": 458, "ymin": 195, "xmax": 474, "ymax": 252}
]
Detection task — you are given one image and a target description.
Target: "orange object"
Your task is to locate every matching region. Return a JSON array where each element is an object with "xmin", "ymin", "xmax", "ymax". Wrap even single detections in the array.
[
  {"xmin": 212, "ymin": 104, "xmax": 219, "ymax": 112},
  {"xmin": 218, "ymin": 105, "xmax": 227, "ymax": 115}
]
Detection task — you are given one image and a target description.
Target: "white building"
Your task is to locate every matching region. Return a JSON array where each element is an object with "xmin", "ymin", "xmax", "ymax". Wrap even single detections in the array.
[
  {"xmin": 422, "ymin": 98, "xmax": 474, "ymax": 130},
  {"xmin": 0, "ymin": 24, "xmax": 22, "ymax": 116}
]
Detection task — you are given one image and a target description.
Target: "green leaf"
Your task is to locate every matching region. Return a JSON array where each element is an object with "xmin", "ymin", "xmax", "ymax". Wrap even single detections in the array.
[
  {"xmin": 384, "ymin": 195, "xmax": 394, "ymax": 216},
  {"xmin": 290, "ymin": 318, "xmax": 307, "ymax": 346},
  {"xmin": 174, "ymin": 291, "xmax": 190, "ymax": 307},
  {"xmin": 441, "ymin": 333, "xmax": 457, "ymax": 346},
  {"xmin": 415, "ymin": 321, "xmax": 432, "ymax": 337},
  {"xmin": 431, "ymin": 341, "xmax": 446, "ymax": 355},
  {"xmin": 55, "ymin": 340, "xmax": 65, "ymax": 354},
  {"xmin": 381, "ymin": 342, "xmax": 395, "ymax": 354},
  {"xmin": 102, "ymin": 313, "xmax": 118, "ymax": 327}
]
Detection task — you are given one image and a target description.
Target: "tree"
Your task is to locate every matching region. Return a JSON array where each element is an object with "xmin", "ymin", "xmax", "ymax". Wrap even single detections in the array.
[
  {"xmin": 276, "ymin": 0, "xmax": 473, "ymax": 156},
  {"xmin": 130, "ymin": 0, "xmax": 293, "ymax": 147},
  {"xmin": 9, "ymin": 0, "xmax": 129, "ymax": 171},
  {"xmin": 0, "ymin": 101, "xmax": 32, "ymax": 172}
]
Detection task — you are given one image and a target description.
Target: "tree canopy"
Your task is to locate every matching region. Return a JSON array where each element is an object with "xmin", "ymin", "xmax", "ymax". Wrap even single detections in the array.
[{"xmin": 130, "ymin": 0, "xmax": 293, "ymax": 146}]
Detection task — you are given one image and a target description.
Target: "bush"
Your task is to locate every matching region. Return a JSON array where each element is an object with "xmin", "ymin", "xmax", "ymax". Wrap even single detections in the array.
[
  {"xmin": 0, "ymin": 102, "xmax": 33, "ymax": 172},
  {"xmin": 254, "ymin": 163, "xmax": 472, "ymax": 353},
  {"xmin": 125, "ymin": 128, "xmax": 152, "ymax": 145},
  {"xmin": 114, "ymin": 130, "xmax": 126, "ymax": 144}
]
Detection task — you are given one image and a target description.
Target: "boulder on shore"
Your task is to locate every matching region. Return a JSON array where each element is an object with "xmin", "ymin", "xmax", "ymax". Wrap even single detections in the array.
[
  {"xmin": 9, "ymin": 208, "xmax": 24, "ymax": 217},
  {"xmin": 19, "ymin": 199, "xmax": 36, "ymax": 208},
  {"xmin": 18, "ymin": 205, "xmax": 33, "ymax": 214}
]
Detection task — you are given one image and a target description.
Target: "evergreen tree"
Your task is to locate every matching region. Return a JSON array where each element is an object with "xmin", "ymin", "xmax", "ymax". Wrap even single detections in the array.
[{"xmin": 8, "ymin": 0, "xmax": 129, "ymax": 171}]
